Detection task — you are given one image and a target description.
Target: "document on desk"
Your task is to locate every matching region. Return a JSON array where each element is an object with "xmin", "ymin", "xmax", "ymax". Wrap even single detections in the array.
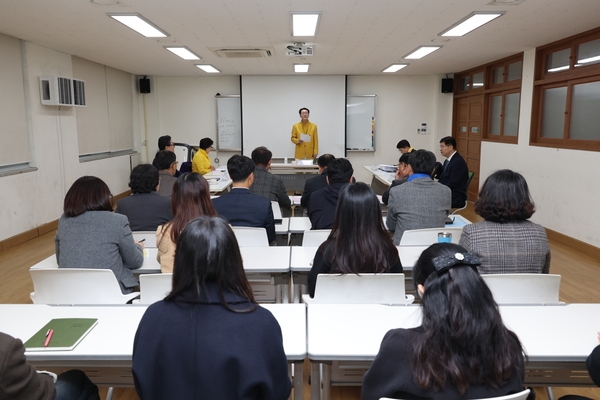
[
  {"xmin": 24, "ymin": 318, "xmax": 98, "ymax": 351},
  {"xmin": 300, "ymin": 134, "xmax": 311, "ymax": 142}
]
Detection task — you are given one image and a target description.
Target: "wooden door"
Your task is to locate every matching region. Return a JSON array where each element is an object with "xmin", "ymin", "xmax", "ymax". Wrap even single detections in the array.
[{"xmin": 454, "ymin": 95, "xmax": 482, "ymax": 200}]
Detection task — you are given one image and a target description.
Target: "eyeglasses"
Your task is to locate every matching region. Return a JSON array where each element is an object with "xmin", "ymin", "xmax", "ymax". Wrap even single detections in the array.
[{"xmin": 169, "ymin": 143, "xmax": 175, "ymax": 147}]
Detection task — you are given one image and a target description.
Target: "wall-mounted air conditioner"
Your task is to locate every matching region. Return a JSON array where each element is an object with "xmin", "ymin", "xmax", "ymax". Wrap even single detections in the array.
[{"xmin": 39, "ymin": 76, "xmax": 86, "ymax": 107}]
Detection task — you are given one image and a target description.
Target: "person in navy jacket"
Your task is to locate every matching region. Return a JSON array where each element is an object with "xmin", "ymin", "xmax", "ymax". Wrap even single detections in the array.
[{"xmin": 438, "ymin": 136, "xmax": 469, "ymax": 208}]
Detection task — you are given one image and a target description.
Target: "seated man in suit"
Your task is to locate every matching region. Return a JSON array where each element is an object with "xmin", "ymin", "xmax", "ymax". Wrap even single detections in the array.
[
  {"xmin": 386, "ymin": 150, "xmax": 451, "ymax": 245},
  {"xmin": 308, "ymin": 158, "xmax": 353, "ymax": 230},
  {"xmin": 155, "ymin": 150, "xmax": 178, "ymax": 197},
  {"xmin": 249, "ymin": 146, "xmax": 291, "ymax": 208},
  {"xmin": 115, "ymin": 164, "xmax": 173, "ymax": 231},
  {"xmin": 382, "ymin": 152, "xmax": 411, "ymax": 205},
  {"xmin": 438, "ymin": 136, "xmax": 469, "ymax": 208},
  {"xmin": 212, "ymin": 155, "xmax": 276, "ymax": 243},
  {"xmin": 301, "ymin": 154, "xmax": 335, "ymax": 208},
  {"xmin": 152, "ymin": 135, "xmax": 181, "ymax": 177}
]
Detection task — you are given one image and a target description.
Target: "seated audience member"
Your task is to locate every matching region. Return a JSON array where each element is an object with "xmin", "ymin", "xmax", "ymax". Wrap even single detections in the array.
[
  {"xmin": 56, "ymin": 176, "xmax": 143, "ymax": 294},
  {"xmin": 386, "ymin": 150, "xmax": 451, "ymax": 245},
  {"xmin": 0, "ymin": 332, "xmax": 100, "ymax": 400},
  {"xmin": 362, "ymin": 243, "xmax": 526, "ymax": 400},
  {"xmin": 133, "ymin": 217, "xmax": 291, "ymax": 400},
  {"xmin": 396, "ymin": 139, "xmax": 414, "ymax": 154},
  {"xmin": 115, "ymin": 164, "xmax": 173, "ymax": 231},
  {"xmin": 249, "ymin": 146, "xmax": 291, "ymax": 208},
  {"xmin": 154, "ymin": 150, "xmax": 178, "ymax": 197},
  {"xmin": 191, "ymin": 137, "xmax": 216, "ymax": 174},
  {"xmin": 308, "ymin": 182, "xmax": 403, "ymax": 298},
  {"xmin": 212, "ymin": 155, "xmax": 276, "ymax": 243},
  {"xmin": 438, "ymin": 136, "xmax": 469, "ymax": 208},
  {"xmin": 382, "ymin": 152, "xmax": 411, "ymax": 205},
  {"xmin": 152, "ymin": 135, "xmax": 181, "ymax": 177},
  {"xmin": 308, "ymin": 158, "xmax": 354, "ymax": 230},
  {"xmin": 459, "ymin": 169, "xmax": 551, "ymax": 274},
  {"xmin": 156, "ymin": 172, "xmax": 217, "ymax": 273},
  {"xmin": 301, "ymin": 154, "xmax": 335, "ymax": 208}
]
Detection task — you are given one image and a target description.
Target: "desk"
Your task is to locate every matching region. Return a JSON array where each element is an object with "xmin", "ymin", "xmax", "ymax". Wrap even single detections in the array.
[
  {"xmin": 0, "ymin": 304, "xmax": 307, "ymax": 398},
  {"xmin": 363, "ymin": 165, "xmax": 395, "ymax": 195},
  {"xmin": 289, "ymin": 217, "xmax": 312, "ymax": 233},
  {"xmin": 307, "ymin": 303, "xmax": 600, "ymax": 400},
  {"xmin": 204, "ymin": 167, "xmax": 232, "ymax": 193}
]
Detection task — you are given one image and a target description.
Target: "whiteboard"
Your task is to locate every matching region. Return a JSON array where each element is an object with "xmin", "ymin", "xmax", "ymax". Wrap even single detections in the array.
[
  {"xmin": 346, "ymin": 95, "xmax": 376, "ymax": 151},
  {"xmin": 216, "ymin": 96, "xmax": 241, "ymax": 151}
]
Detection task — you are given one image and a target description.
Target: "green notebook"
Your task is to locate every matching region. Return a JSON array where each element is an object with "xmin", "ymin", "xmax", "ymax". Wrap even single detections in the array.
[{"xmin": 24, "ymin": 318, "xmax": 98, "ymax": 351}]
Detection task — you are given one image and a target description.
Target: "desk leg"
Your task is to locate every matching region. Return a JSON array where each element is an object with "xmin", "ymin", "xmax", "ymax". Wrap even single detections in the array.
[
  {"xmin": 311, "ymin": 362, "xmax": 321, "ymax": 400},
  {"xmin": 322, "ymin": 362, "xmax": 331, "ymax": 400},
  {"xmin": 293, "ymin": 362, "xmax": 303, "ymax": 400},
  {"xmin": 546, "ymin": 387, "xmax": 556, "ymax": 400}
]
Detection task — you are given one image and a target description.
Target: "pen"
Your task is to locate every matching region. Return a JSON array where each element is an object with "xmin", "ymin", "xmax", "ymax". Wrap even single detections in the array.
[
  {"xmin": 139, "ymin": 238, "xmax": 145, "ymax": 242},
  {"xmin": 44, "ymin": 329, "xmax": 54, "ymax": 347}
]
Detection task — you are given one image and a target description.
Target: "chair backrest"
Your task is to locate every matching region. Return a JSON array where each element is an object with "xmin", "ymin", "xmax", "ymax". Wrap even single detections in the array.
[
  {"xmin": 232, "ymin": 227, "xmax": 269, "ymax": 246},
  {"xmin": 399, "ymin": 227, "xmax": 463, "ymax": 246},
  {"xmin": 271, "ymin": 201, "xmax": 283, "ymax": 220},
  {"xmin": 139, "ymin": 273, "xmax": 173, "ymax": 304},
  {"xmin": 381, "ymin": 388, "xmax": 530, "ymax": 400},
  {"xmin": 132, "ymin": 231, "xmax": 157, "ymax": 248},
  {"xmin": 304, "ymin": 273, "xmax": 414, "ymax": 305},
  {"xmin": 481, "ymin": 274, "xmax": 561, "ymax": 305},
  {"xmin": 29, "ymin": 268, "xmax": 140, "ymax": 305},
  {"xmin": 302, "ymin": 229, "xmax": 331, "ymax": 246}
]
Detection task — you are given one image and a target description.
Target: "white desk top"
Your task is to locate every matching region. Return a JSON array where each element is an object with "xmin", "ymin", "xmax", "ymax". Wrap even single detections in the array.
[
  {"xmin": 289, "ymin": 217, "xmax": 312, "ymax": 233},
  {"xmin": 291, "ymin": 246, "xmax": 415, "ymax": 272},
  {"xmin": 270, "ymin": 163, "xmax": 319, "ymax": 171},
  {"xmin": 261, "ymin": 303, "xmax": 307, "ymax": 360},
  {"xmin": 276, "ymin": 218, "xmax": 290, "ymax": 235},
  {"xmin": 363, "ymin": 165, "xmax": 395, "ymax": 186},
  {"xmin": 204, "ymin": 167, "xmax": 232, "ymax": 193}
]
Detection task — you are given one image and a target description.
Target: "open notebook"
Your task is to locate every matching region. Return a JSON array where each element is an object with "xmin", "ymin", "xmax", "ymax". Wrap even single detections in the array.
[{"xmin": 24, "ymin": 318, "xmax": 98, "ymax": 351}]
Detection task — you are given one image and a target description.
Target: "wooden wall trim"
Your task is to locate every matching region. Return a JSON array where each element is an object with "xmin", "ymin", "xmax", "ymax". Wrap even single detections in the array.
[{"xmin": 545, "ymin": 228, "xmax": 600, "ymax": 260}]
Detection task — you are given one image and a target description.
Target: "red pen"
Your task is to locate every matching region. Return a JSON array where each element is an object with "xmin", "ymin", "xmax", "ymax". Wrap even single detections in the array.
[{"xmin": 44, "ymin": 329, "xmax": 54, "ymax": 347}]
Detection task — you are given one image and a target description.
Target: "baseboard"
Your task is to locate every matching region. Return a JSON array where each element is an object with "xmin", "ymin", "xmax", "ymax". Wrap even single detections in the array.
[
  {"xmin": 545, "ymin": 228, "xmax": 600, "ymax": 260},
  {"xmin": 0, "ymin": 190, "xmax": 133, "ymax": 253}
]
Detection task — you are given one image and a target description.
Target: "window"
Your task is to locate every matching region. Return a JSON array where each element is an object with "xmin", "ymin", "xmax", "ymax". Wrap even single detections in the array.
[
  {"xmin": 457, "ymin": 69, "xmax": 485, "ymax": 92},
  {"xmin": 489, "ymin": 91, "xmax": 520, "ymax": 138}
]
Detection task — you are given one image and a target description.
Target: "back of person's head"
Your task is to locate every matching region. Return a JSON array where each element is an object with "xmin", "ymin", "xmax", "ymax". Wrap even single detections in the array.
[
  {"xmin": 396, "ymin": 139, "xmax": 411, "ymax": 149},
  {"xmin": 158, "ymin": 135, "xmax": 173, "ymax": 151},
  {"xmin": 475, "ymin": 169, "xmax": 535, "ymax": 223},
  {"xmin": 251, "ymin": 146, "xmax": 272, "ymax": 166},
  {"xmin": 322, "ymin": 182, "xmax": 398, "ymax": 274},
  {"xmin": 317, "ymin": 154, "xmax": 335, "ymax": 168},
  {"xmin": 166, "ymin": 216, "xmax": 256, "ymax": 311},
  {"xmin": 398, "ymin": 152, "xmax": 410, "ymax": 164},
  {"xmin": 439, "ymin": 136, "xmax": 456, "ymax": 149},
  {"xmin": 129, "ymin": 164, "xmax": 159, "ymax": 194},
  {"xmin": 165, "ymin": 172, "xmax": 217, "ymax": 244},
  {"xmin": 155, "ymin": 150, "xmax": 177, "ymax": 171},
  {"xmin": 408, "ymin": 149, "xmax": 436, "ymax": 175},
  {"xmin": 326, "ymin": 158, "xmax": 353, "ymax": 184},
  {"xmin": 63, "ymin": 176, "xmax": 113, "ymax": 218},
  {"xmin": 199, "ymin": 137, "xmax": 214, "ymax": 150},
  {"xmin": 411, "ymin": 243, "xmax": 524, "ymax": 395},
  {"xmin": 227, "ymin": 155, "xmax": 255, "ymax": 182}
]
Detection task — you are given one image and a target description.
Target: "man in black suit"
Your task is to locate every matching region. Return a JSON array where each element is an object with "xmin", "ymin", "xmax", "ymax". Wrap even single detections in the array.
[
  {"xmin": 438, "ymin": 136, "xmax": 469, "ymax": 208},
  {"xmin": 300, "ymin": 154, "xmax": 335, "ymax": 208},
  {"xmin": 212, "ymin": 155, "xmax": 276, "ymax": 243}
]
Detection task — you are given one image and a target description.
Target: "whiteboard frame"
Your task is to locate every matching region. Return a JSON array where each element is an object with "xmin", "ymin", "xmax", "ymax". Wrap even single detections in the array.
[
  {"xmin": 216, "ymin": 95, "xmax": 242, "ymax": 151},
  {"xmin": 346, "ymin": 95, "xmax": 376, "ymax": 152}
]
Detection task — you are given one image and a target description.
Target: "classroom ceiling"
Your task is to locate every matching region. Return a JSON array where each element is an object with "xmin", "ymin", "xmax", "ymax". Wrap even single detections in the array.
[{"xmin": 0, "ymin": 0, "xmax": 599, "ymax": 77}]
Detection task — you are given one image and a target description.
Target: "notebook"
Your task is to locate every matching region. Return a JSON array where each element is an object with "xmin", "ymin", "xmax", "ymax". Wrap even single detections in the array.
[{"xmin": 24, "ymin": 318, "xmax": 98, "ymax": 351}]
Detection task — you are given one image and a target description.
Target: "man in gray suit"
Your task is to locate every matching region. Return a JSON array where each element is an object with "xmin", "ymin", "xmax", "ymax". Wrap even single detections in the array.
[{"xmin": 386, "ymin": 149, "xmax": 451, "ymax": 245}]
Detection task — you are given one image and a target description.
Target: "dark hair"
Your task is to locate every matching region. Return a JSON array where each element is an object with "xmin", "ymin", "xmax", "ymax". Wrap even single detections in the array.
[
  {"xmin": 165, "ymin": 216, "xmax": 256, "ymax": 311},
  {"xmin": 155, "ymin": 150, "xmax": 177, "ymax": 171},
  {"xmin": 396, "ymin": 139, "xmax": 411, "ymax": 149},
  {"xmin": 317, "ymin": 154, "xmax": 335, "ymax": 168},
  {"xmin": 160, "ymin": 172, "xmax": 217, "ymax": 245},
  {"xmin": 199, "ymin": 137, "xmax": 214, "ymax": 150},
  {"xmin": 227, "ymin": 155, "xmax": 255, "ymax": 182},
  {"xmin": 320, "ymin": 182, "xmax": 400, "ymax": 274},
  {"xmin": 411, "ymin": 243, "xmax": 524, "ymax": 395},
  {"xmin": 158, "ymin": 135, "xmax": 172, "ymax": 150},
  {"xmin": 63, "ymin": 176, "xmax": 113, "ymax": 217},
  {"xmin": 408, "ymin": 149, "xmax": 436, "ymax": 175},
  {"xmin": 398, "ymin": 152, "xmax": 410, "ymax": 164},
  {"xmin": 440, "ymin": 136, "xmax": 456, "ymax": 148},
  {"xmin": 326, "ymin": 158, "xmax": 353, "ymax": 184},
  {"xmin": 299, "ymin": 107, "xmax": 310, "ymax": 115},
  {"xmin": 129, "ymin": 164, "xmax": 159, "ymax": 194},
  {"xmin": 475, "ymin": 169, "xmax": 535, "ymax": 222},
  {"xmin": 251, "ymin": 146, "xmax": 272, "ymax": 166}
]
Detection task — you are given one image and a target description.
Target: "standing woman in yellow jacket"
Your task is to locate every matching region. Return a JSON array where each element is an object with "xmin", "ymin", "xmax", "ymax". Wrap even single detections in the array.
[
  {"xmin": 192, "ymin": 137, "xmax": 216, "ymax": 174},
  {"xmin": 291, "ymin": 107, "xmax": 318, "ymax": 159}
]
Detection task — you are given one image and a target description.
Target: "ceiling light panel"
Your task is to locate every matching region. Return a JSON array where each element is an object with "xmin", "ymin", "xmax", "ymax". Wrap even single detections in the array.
[
  {"xmin": 440, "ymin": 12, "xmax": 505, "ymax": 37},
  {"xmin": 166, "ymin": 47, "xmax": 201, "ymax": 60},
  {"xmin": 108, "ymin": 13, "xmax": 168, "ymax": 37},
  {"xmin": 404, "ymin": 46, "xmax": 441, "ymax": 59},
  {"xmin": 383, "ymin": 64, "xmax": 408, "ymax": 73},
  {"xmin": 294, "ymin": 64, "xmax": 310, "ymax": 73},
  {"xmin": 291, "ymin": 13, "xmax": 321, "ymax": 36},
  {"xmin": 196, "ymin": 65, "xmax": 220, "ymax": 73}
]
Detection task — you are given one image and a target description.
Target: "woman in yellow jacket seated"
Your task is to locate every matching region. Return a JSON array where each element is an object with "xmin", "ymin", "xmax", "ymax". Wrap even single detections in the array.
[{"xmin": 192, "ymin": 137, "xmax": 215, "ymax": 174}]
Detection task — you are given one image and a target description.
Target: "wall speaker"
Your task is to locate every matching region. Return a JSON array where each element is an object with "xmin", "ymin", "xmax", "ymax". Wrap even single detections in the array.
[
  {"xmin": 441, "ymin": 78, "xmax": 453, "ymax": 93},
  {"xmin": 139, "ymin": 78, "xmax": 151, "ymax": 94}
]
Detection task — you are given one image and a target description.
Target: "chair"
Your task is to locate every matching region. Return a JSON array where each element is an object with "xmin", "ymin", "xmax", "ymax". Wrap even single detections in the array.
[
  {"xmin": 132, "ymin": 231, "xmax": 157, "ymax": 248},
  {"xmin": 139, "ymin": 273, "xmax": 172, "ymax": 304},
  {"xmin": 232, "ymin": 227, "xmax": 269, "ymax": 246},
  {"xmin": 301, "ymin": 229, "xmax": 331, "ymax": 246},
  {"xmin": 450, "ymin": 170, "xmax": 475, "ymax": 215},
  {"xmin": 380, "ymin": 388, "xmax": 531, "ymax": 400},
  {"xmin": 302, "ymin": 273, "xmax": 414, "ymax": 305},
  {"xmin": 481, "ymin": 274, "xmax": 561, "ymax": 305},
  {"xmin": 271, "ymin": 201, "xmax": 283, "ymax": 220},
  {"xmin": 398, "ymin": 227, "xmax": 463, "ymax": 246},
  {"xmin": 29, "ymin": 269, "xmax": 140, "ymax": 305}
]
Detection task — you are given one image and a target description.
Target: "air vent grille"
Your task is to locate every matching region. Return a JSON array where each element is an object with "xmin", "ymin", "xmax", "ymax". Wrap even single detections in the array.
[{"xmin": 215, "ymin": 48, "xmax": 272, "ymax": 58}]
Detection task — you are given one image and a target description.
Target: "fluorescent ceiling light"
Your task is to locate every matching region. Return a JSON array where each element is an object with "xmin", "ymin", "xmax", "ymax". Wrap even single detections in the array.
[
  {"xmin": 440, "ymin": 12, "xmax": 504, "ymax": 37},
  {"xmin": 294, "ymin": 64, "xmax": 310, "ymax": 73},
  {"xmin": 165, "ymin": 47, "xmax": 201, "ymax": 60},
  {"xmin": 291, "ymin": 13, "xmax": 321, "ymax": 36},
  {"xmin": 108, "ymin": 13, "xmax": 168, "ymax": 37},
  {"xmin": 382, "ymin": 64, "xmax": 408, "ymax": 73},
  {"xmin": 196, "ymin": 65, "xmax": 220, "ymax": 73},
  {"xmin": 547, "ymin": 65, "xmax": 569, "ymax": 73},
  {"xmin": 404, "ymin": 46, "xmax": 441, "ymax": 59}
]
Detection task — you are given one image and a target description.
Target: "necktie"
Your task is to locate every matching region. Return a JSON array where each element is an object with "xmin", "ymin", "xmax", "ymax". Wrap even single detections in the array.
[{"xmin": 443, "ymin": 159, "xmax": 449, "ymax": 170}]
